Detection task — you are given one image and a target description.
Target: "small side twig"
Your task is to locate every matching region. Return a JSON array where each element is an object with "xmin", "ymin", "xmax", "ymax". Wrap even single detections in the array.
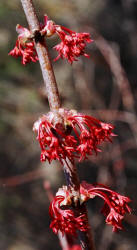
[{"xmin": 91, "ymin": 28, "xmax": 135, "ymax": 113}]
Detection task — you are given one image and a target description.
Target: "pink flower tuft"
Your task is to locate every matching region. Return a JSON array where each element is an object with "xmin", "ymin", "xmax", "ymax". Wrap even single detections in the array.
[
  {"xmin": 9, "ymin": 25, "xmax": 38, "ymax": 65},
  {"xmin": 80, "ymin": 181, "xmax": 131, "ymax": 232},
  {"xmin": 54, "ymin": 26, "xmax": 93, "ymax": 64}
]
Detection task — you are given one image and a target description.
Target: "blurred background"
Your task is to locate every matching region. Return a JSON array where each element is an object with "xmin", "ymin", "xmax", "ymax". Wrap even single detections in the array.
[{"xmin": 0, "ymin": 0, "xmax": 137, "ymax": 249}]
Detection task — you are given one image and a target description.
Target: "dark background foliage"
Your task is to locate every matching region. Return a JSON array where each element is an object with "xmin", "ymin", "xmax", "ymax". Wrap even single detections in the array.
[{"xmin": 0, "ymin": 0, "xmax": 137, "ymax": 249}]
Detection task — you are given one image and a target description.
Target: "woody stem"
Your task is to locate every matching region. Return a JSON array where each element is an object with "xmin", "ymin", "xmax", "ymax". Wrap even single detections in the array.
[
  {"xmin": 21, "ymin": 0, "xmax": 60, "ymax": 112},
  {"xmin": 20, "ymin": 0, "xmax": 95, "ymax": 249},
  {"xmin": 63, "ymin": 158, "xmax": 95, "ymax": 250}
]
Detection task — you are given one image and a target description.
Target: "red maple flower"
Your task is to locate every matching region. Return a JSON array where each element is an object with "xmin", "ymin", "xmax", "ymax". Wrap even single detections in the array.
[
  {"xmin": 9, "ymin": 15, "xmax": 92, "ymax": 64},
  {"xmin": 33, "ymin": 113, "xmax": 77, "ymax": 164},
  {"xmin": 49, "ymin": 192, "xmax": 88, "ymax": 236},
  {"xmin": 53, "ymin": 25, "xmax": 93, "ymax": 64},
  {"xmin": 41, "ymin": 15, "xmax": 93, "ymax": 63},
  {"xmin": 9, "ymin": 25, "xmax": 38, "ymax": 65},
  {"xmin": 67, "ymin": 113, "xmax": 115, "ymax": 161},
  {"xmin": 80, "ymin": 181, "xmax": 131, "ymax": 232},
  {"xmin": 33, "ymin": 109, "xmax": 115, "ymax": 164}
]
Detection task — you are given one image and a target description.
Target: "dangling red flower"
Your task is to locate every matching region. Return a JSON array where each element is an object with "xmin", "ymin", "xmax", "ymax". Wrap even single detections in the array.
[
  {"xmin": 41, "ymin": 15, "xmax": 93, "ymax": 63},
  {"xmin": 33, "ymin": 113, "xmax": 77, "ymax": 164},
  {"xmin": 33, "ymin": 109, "xmax": 115, "ymax": 164},
  {"xmin": 67, "ymin": 113, "xmax": 115, "ymax": 161},
  {"xmin": 9, "ymin": 24, "xmax": 38, "ymax": 65},
  {"xmin": 9, "ymin": 15, "xmax": 93, "ymax": 64},
  {"xmin": 53, "ymin": 25, "xmax": 93, "ymax": 64},
  {"xmin": 80, "ymin": 181, "xmax": 131, "ymax": 232},
  {"xmin": 49, "ymin": 182, "xmax": 131, "ymax": 235},
  {"xmin": 49, "ymin": 187, "xmax": 88, "ymax": 236}
]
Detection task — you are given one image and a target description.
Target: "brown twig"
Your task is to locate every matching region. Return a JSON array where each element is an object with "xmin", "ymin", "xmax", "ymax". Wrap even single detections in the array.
[
  {"xmin": 62, "ymin": 159, "xmax": 95, "ymax": 250},
  {"xmin": 91, "ymin": 28, "xmax": 135, "ymax": 113},
  {"xmin": 20, "ymin": 0, "xmax": 60, "ymax": 112},
  {"xmin": 0, "ymin": 168, "xmax": 46, "ymax": 187},
  {"xmin": 20, "ymin": 0, "xmax": 95, "ymax": 249}
]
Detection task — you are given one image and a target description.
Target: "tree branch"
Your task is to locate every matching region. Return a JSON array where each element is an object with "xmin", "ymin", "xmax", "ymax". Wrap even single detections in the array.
[
  {"xmin": 21, "ymin": 0, "xmax": 61, "ymax": 112},
  {"xmin": 20, "ymin": 0, "xmax": 95, "ymax": 249}
]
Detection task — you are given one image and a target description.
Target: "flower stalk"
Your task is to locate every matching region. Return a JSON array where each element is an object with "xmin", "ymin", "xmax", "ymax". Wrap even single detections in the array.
[{"xmin": 20, "ymin": 0, "xmax": 95, "ymax": 249}]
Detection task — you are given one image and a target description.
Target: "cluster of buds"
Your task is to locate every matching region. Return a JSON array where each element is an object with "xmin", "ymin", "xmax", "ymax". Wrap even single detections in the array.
[
  {"xmin": 33, "ymin": 108, "xmax": 115, "ymax": 164},
  {"xmin": 49, "ymin": 182, "xmax": 131, "ymax": 236},
  {"xmin": 9, "ymin": 15, "xmax": 93, "ymax": 64}
]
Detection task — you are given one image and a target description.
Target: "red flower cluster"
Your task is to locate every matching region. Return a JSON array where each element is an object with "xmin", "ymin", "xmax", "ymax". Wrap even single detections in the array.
[
  {"xmin": 49, "ymin": 194, "xmax": 88, "ymax": 236},
  {"xmin": 42, "ymin": 15, "xmax": 93, "ymax": 63},
  {"xmin": 9, "ymin": 25, "xmax": 38, "ymax": 65},
  {"xmin": 80, "ymin": 181, "xmax": 131, "ymax": 232},
  {"xmin": 33, "ymin": 109, "xmax": 115, "ymax": 164},
  {"xmin": 33, "ymin": 113, "xmax": 77, "ymax": 164},
  {"xmin": 53, "ymin": 26, "xmax": 92, "ymax": 64},
  {"xmin": 49, "ymin": 183, "xmax": 131, "ymax": 236},
  {"xmin": 9, "ymin": 15, "xmax": 92, "ymax": 64},
  {"xmin": 67, "ymin": 112, "xmax": 115, "ymax": 161}
]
